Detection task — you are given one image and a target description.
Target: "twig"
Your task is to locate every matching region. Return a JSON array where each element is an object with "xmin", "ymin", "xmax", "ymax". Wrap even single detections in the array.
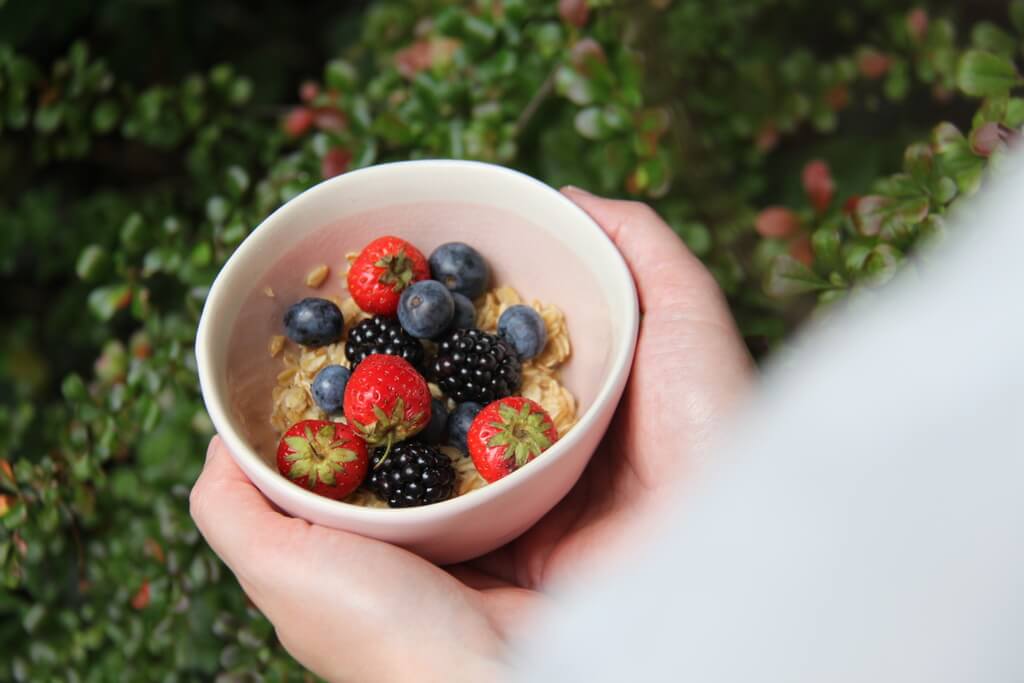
[{"xmin": 514, "ymin": 68, "xmax": 557, "ymax": 138}]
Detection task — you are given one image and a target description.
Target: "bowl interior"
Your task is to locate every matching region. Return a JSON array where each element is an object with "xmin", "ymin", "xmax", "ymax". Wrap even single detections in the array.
[{"xmin": 201, "ymin": 161, "xmax": 635, "ymax": 505}]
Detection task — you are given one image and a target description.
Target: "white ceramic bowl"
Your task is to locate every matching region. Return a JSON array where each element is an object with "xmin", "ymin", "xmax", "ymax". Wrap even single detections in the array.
[{"xmin": 196, "ymin": 160, "xmax": 638, "ymax": 564}]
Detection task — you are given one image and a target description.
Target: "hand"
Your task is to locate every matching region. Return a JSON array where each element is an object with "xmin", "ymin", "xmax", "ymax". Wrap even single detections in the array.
[{"xmin": 190, "ymin": 189, "xmax": 753, "ymax": 683}]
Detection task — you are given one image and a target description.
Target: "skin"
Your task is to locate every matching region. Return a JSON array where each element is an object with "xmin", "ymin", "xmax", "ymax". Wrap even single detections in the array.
[{"xmin": 190, "ymin": 188, "xmax": 754, "ymax": 682}]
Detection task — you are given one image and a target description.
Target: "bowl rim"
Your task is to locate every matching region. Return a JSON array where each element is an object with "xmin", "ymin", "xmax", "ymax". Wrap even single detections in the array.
[{"xmin": 196, "ymin": 159, "xmax": 639, "ymax": 522}]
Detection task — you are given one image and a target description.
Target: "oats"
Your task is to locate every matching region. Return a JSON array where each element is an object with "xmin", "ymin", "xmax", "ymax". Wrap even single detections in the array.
[
  {"xmin": 264, "ymin": 286, "xmax": 275, "ymax": 298},
  {"xmin": 268, "ymin": 335, "xmax": 285, "ymax": 357},
  {"xmin": 305, "ymin": 264, "xmax": 330, "ymax": 288},
  {"xmin": 300, "ymin": 353, "xmax": 327, "ymax": 374},
  {"xmin": 344, "ymin": 251, "xmax": 359, "ymax": 264}
]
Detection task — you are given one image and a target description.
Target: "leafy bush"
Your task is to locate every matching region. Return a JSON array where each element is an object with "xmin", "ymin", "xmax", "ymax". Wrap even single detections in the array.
[{"xmin": 1, "ymin": 0, "xmax": 1021, "ymax": 678}]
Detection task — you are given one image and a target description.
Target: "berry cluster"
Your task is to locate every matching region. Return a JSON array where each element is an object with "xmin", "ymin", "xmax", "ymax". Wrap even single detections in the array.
[{"xmin": 275, "ymin": 235, "xmax": 558, "ymax": 508}]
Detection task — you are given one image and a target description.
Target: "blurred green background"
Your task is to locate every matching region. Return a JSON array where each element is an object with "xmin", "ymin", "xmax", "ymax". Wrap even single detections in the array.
[{"xmin": 1, "ymin": 0, "xmax": 1021, "ymax": 679}]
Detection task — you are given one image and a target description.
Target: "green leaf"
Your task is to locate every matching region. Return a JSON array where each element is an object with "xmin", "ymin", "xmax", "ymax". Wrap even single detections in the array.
[
  {"xmin": 120, "ymin": 212, "xmax": 145, "ymax": 250},
  {"xmin": 811, "ymin": 222, "xmax": 842, "ymax": 272},
  {"xmin": 87, "ymin": 284, "xmax": 130, "ymax": 321},
  {"xmin": 863, "ymin": 244, "xmax": 904, "ymax": 286},
  {"xmin": 226, "ymin": 166, "xmax": 250, "ymax": 196},
  {"xmin": 764, "ymin": 255, "xmax": 830, "ymax": 297},
  {"xmin": 206, "ymin": 196, "xmax": 230, "ymax": 224},
  {"xmin": 75, "ymin": 244, "xmax": 108, "ymax": 282},
  {"xmin": 92, "ymin": 100, "xmax": 119, "ymax": 133},
  {"xmin": 970, "ymin": 22, "xmax": 1017, "ymax": 59},
  {"xmin": 554, "ymin": 66, "xmax": 594, "ymax": 106},
  {"xmin": 325, "ymin": 60, "xmax": 357, "ymax": 91},
  {"xmin": 1012, "ymin": 0, "xmax": 1024, "ymax": 35},
  {"xmin": 957, "ymin": 50, "xmax": 1020, "ymax": 97}
]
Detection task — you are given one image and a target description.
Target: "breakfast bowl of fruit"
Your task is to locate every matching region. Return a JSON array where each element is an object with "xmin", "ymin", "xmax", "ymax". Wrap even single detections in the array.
[{"xmin": 195, "ymin": 160, "xmax": 639, "ymax": 564}]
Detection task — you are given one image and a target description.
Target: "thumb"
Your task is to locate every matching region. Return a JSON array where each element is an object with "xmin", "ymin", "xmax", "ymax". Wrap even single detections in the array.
[{"xmin": 561, "ymin": 187, "xmax": 732, "ymax": 327}]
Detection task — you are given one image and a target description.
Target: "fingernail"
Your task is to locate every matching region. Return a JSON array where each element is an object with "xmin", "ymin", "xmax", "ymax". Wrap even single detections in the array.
[
  {"xmin": 206, "ymin": 437, "xmax": 220, "ymax": 463},
  {"xmin": 562, "ymin": 185, "xmax": 593, "ymax": 197}
]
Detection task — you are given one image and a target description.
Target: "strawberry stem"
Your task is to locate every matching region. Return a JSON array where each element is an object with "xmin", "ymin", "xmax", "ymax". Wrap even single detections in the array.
[{"xmin": 373, "ymin": 433, "xmax": 395, "ymax": 470}]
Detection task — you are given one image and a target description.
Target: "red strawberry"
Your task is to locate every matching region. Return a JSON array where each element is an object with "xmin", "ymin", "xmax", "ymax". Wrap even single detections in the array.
[
  {"xmin": 346, "ymin": 236, "xmax": 429, "ymax": 316},
  {"xmin": 343, "ymin": 354, "xmax": 431, "ymax": 454},
  {"xmin": 276, "ymin": 420, "xmax": 369, "ymax": 500},
  {"xmin": 468, "ymin": 397, "xmax": 558, "ymax": 483}
]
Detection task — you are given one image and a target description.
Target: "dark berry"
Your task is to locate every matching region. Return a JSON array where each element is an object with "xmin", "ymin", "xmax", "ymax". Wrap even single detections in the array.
[
  {"xmin": 428, "ymin": 242, "xmax": 490, "ymax": 299},
  {"xmin": 283, "ymin": 298, "xmax": 344, "ymax": 347},
  {"xmin": 450, "ymin": 293, "xmax": 476, "ymax": 331},
  {"xmin": 431, "ymin": 329, "xmax": 521, "ymax": 403},
  {"xmin": 368, "ymin": 442, "xmax": 456, "ymax": 508},
  {"xmin": 398, "ymin": 280, "xmax": 454, "ymax": 339},
  {"xmin": 311, "ymin": 364, "xmax": 350, "ymax": 414},
  {"xmin": 447, "ymin": 401, "xmax": 483, "ymax": 454},
  {"xmin": 421, "ymin": 398, "xmax": 449, "ymax": 445},
  {"xmin": 345, "ymin": 316, "xmax": 424, "ymax": 369},
  {"xmin": 497, "ymin": 305, "xmax": 548, "ymax": 360}
]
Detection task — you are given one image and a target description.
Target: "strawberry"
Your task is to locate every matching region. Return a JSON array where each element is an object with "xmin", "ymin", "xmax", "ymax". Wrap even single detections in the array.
[
  {"xmin": 467, "ymin": 397, "xmax": 558, "ymax": 483},
  {"xmin": 276, "ymin": 420, "xmax": 369, "ymax": 500},
  {"xmin": 347, "ymin": 236, "xmax": 428, "ymax": 316},
  {"xmin": 343, "ymin": 354, "xmax": 431, "ymax": 455}
]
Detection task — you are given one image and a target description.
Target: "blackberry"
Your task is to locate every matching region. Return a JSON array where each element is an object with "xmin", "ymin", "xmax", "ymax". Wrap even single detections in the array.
[
  {"xmin": 368, "ymin": 442, "xmax": 456, "ymax": 508},
  {"xmin": 431, "ymin": 329, "xmax": 521, "ymax": 403},
  {"xmin": 345, "ymin": 316, "xmax": 424, "ymax": 369}
]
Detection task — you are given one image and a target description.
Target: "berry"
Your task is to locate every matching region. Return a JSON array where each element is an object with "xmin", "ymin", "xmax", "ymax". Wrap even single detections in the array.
[
  {"xmin": 450, "ymin": 292, "xmax": 476, "ymax": 331},
  {"xmin": 421, "ymin": 398, "xmax": 449, "ymax": 445},
  {"xmin": 398, "ymin": 280, "xmax": 454, "ymax": 339},
  {"xmin": 343, "ymin": 354, "xmax": 431, "ymax": 451},
  {"xmin": 283, "ymin": 107, "xmax": 314, "ymax": 137},
  {"xmin": 497, "ymin": 305, "xmax": 548, "ymax": 360},
  {"xmin": 367, "ymin": 442, "xmax": 456, "ymax": 508},
  {"xmin": 428, "ymin": 242, "xmax": 490, "ymax": 299},
  {"xmin": 447, "ymin": 401, "xmax": 483, "ymax": 454},
  {"xmin": 277, "ymin": 420, "xmax": 369, "ymax": 500},
  {"xmin": 468, "ymin": 397, "xmax": 558, "ymax": 483},
  {"xmin": 311, "ymin": 365, "xmax": 350, "ymax": 414},
  {"xmin": 347, "ymin": 236, "xmax": 429, "ymax": 316},
  {"xmin": 283, "ymin": 298, "xmax": 344, "ymax": 347},
  {"xmin": 432, "ymin": 329, "xmax": 521, "ymax": 403},
  {"xmin": 345, "ymin": 316, "xmax": 424, "ymax": 370}
]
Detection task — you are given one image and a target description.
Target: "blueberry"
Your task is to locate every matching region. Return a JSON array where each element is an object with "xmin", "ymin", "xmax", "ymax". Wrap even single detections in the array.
[
  {"xmin": 428, "ymin": 242, "xmax": 490, "ymax": 299},
  {"xmin": 311, "ymin": 365, "xmax": 350, "ymax": 414},
  {"xmin": 450, "ymin": 292, "xmax": 476, "ymax": 331},
  {"xmin": 421, "ymin": 398, "xmax": 450, "ymax": 445},
  {"xmin": 283, "ymin": 298, "xmax": 344, "ymax": 347},
  {"xmin": 447, "ymin": 401, "xmax": 483, "ymax": 454},
  {"xmin": 497, "ymin": 305, "xmax": 547, "ymax": 360},
  {"xmin": 398, "ymin": 280, "xmax": 454, "ymax": 339}
]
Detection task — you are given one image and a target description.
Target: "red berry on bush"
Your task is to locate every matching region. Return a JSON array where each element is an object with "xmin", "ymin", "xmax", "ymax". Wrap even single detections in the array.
[
  {"xmin": 789, "ymin": 235, "xmax": 814, "ymax": 267},
  {"xmin": 313, "ymin": 107, "xmax": 347, "ymax": 132},
  {"xmin": 755, "ymin": 207, "xmax": 800, "ymax": 238},
  {"xmin": 857, "ymin": 48, "xmax": 890, "ymax": 79},
  {"xmin": 558, "ymin": 0, "xmax": 590, "ymax": 28},
  {"xmin": 825, "ymin": 84, "xmax": 849, "ymax": 112},
  {"xmin": 907, "ymin": 8, "xmax": 928, "ymax": 42},
  {"xmin": 131, "ymin": 581, "xmax": 150, "ymax": 610},
  {"xmin": 283, "ymin": 107, "xmax": 314, "ymax": 137},
  {"xmin": 299, "ymin": 80, "xmax": 320, "ymax": 103},
  {"xmin": 321, "ymin": 147, "xmax": 352, "ymax": 179},
  {"xmin": 802, "ymin": 160, "xmax": 835, "ymax": 213}
]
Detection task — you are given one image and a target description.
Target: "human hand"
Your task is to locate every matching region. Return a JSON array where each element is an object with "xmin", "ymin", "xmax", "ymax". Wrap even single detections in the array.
[{"xmin": 190, "ymin": 189, "xmax": 753, "ymax": 682}]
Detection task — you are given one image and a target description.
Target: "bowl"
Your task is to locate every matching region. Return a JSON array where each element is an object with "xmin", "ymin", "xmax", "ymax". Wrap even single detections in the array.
[{"xmin": 195, "ymin": 159, "xmax": 639, "ymax": 564}]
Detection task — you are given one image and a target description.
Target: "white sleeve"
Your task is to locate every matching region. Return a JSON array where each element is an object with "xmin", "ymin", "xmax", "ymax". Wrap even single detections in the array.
[{"xmin": 512, "ymin": 155, "xmax": 1024, "ymax": 683}]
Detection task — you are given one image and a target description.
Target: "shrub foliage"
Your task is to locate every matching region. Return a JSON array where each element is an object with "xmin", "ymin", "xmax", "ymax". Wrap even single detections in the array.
[{"xmin": 1, "ymin": 0, "xmax": 1022, "ymax": 679}]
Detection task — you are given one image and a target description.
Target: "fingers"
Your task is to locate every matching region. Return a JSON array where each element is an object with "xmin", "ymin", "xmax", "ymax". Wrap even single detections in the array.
[
  {"xmin": 190, "ymin": 436, "xmax": 310, "ymax": 585},
  {"xmin": 561, "ymin": 186, "xmax": 731, "ymax": 325}
]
